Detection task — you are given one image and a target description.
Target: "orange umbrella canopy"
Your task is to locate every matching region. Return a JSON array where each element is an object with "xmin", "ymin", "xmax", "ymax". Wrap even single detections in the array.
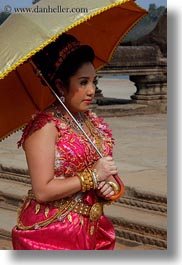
[{"xmin": 0, "ymin": 0, "xmax": 147, "ymax": 141}]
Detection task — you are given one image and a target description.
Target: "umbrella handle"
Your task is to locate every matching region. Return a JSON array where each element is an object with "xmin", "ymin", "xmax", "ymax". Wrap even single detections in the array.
[{"xmin": 108, "ymin": 174, "xmax": 125, "ymax": 201}]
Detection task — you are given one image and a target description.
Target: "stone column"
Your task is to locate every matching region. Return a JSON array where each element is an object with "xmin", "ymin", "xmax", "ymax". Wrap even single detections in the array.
[
  {"xmin": 130, "ymin": 73, "xmax": 167, "ymax": 106},
  {"xmin": 90, "ymin": 85, "xmax": 104, "ymax": 109},
  {"xmin": 94, "ymin": 85, "xmax": 104, "ymax": 100}
]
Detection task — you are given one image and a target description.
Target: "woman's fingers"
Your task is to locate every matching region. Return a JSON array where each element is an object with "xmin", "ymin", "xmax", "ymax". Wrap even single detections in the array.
[
  {"xmin": 98, "ymin": 182, "xmax": 114, "ymax": 196},
  {"xmin": 111, "ymin": 169, "xmax": 118, "ymax": 175},
  {"xmin": 97, "ymin": 181, "xmax": 106, "ymax": 189},
  {"xmin": 105, "ymin": 156, "xmax": 113, "ymax": 161},
  {"xmin": 93, "ymin": 156, "xmax": 118, "ymax": 181}
]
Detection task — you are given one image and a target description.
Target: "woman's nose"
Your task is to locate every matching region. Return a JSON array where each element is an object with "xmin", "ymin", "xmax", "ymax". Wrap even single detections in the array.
[{"xmin": 87, "ymin": 83, "xmax": 96, "ymax": 95}]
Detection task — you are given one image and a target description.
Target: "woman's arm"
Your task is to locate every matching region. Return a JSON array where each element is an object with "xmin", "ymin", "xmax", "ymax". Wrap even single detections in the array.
[{"xmin": 24, "ymin": 121, "xmax": 81, "ymax": 203}]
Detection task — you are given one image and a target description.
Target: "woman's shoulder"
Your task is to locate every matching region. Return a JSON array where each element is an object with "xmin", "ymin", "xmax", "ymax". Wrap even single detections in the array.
[{"xmin": 17, "ymin": 111, "xmax": 56, "ymax": 148}]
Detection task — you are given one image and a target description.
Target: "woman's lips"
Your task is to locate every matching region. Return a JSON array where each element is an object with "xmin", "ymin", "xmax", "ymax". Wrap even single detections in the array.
[{"xmin": 83, "ymin": 99, "xmax": 92, "ymax": 104}]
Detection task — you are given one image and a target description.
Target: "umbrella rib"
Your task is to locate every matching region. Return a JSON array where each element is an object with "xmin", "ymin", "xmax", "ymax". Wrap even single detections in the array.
[{"xmin": 15, "ymin": 69, "xmax": 40, "ymax": 110}]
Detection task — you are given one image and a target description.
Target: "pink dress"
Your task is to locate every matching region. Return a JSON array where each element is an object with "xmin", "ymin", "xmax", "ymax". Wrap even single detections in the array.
[{"xmin": 12, "ymin": 110, "xmax": 116, "ymax": 250}]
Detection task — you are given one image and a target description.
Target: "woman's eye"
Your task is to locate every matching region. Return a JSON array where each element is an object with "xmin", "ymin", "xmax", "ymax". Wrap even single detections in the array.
[
  {"xmin": 80, "ymin": 80, "xmax": 88, "ymax": 86},
  {"xmin": 93, "ymin": 79, "xmax": 98, "ymax": 86},
  {"xmin": 80, "ymin": 79, "xmax": 98, "ymax": 86}
]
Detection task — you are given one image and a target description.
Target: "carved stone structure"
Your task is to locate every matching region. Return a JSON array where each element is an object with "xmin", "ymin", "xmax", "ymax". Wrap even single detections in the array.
[
  {"xmin": 130, "ymin": 72, "xmax": 167, "ymax": 105},
  {"xmin": 131, "ymin": 9, "xmax": 167, "ymax": 57},
  {"xmin": 97, "ymin": 10, "xmax": 167, "ymax": 110}
]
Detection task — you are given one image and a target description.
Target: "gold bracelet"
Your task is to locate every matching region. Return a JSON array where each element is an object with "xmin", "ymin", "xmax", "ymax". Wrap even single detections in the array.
[
  {"xmin": 91, "ymin": 169, "xmax": 99, "ymax": 189},
  {"xmin": 107, "ymin": 181, "xmax": 120, "ymax": 194},
  {"xmin": 78, "ymin": 170, "xmax": 95, "ymax": 192}
]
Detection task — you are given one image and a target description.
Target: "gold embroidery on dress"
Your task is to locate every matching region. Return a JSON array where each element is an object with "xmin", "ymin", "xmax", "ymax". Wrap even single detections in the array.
[
  {"xmin": 17, "ymin": 111, "xmax": 113, "ymax": 230},
  {"xmin": 79, "ymin": 216, "xmax": 84, "ymax": 226},
  {"xmin": 67, "ymin": 214, "xmax": 72, "ymax": 223},
  {"xmin": 90, "ymin": 225, "xmax": 95, "ymax": 236},
  {"xmin": 45, "ymin": 207, "xmax": 50, "ymax": 217},
  {"xmin": 35, "ymin": 204, "xmax": 41, "ymax": 214},
  {"xmin": 73, "ymin": 216, "xmax": 79, "ymax": 225},
  {"xmin": 24, "ymin": 200, "xmax": 31, "ymax": 210}
]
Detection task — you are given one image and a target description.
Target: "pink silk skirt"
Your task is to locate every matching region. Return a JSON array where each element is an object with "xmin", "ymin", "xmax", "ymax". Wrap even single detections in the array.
[{"xmin": 12, "ymin": 194, "xmax": 115, "ymax": 250}]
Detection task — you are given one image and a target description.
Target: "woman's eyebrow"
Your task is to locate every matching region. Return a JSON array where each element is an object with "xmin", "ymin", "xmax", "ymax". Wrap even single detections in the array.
[{"xmin": 78, "ymin": 76, "xmax": 97, "ymax": 79}]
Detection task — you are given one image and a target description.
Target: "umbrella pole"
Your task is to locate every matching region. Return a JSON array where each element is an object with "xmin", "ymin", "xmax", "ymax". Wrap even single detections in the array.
[
  {"xmin": 30, "ymin": 60, "xmax": 103, "ymax": 158},
  {"xmin": 30, "ymin": 60, "xmax": 124, "ymax": 200},
  {"xmin": 47, "ymin": 83, "xmax": 104, "ymax": 157}
]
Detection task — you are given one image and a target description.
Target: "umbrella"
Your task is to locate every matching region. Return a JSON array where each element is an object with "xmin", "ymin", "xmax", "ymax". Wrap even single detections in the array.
[
  {"xmin": 0, "ymin": 0, "xmax": 147, "ymax": 199},
  {"xmin": 0, "ymin": 0, "xmax": 147, "ymax": 140}
]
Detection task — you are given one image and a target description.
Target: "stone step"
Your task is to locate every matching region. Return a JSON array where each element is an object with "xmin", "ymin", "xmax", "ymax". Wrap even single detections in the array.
[
  {"xmin": 0, "ymin": 237, "xmax": 13, "ymax": 250},
  {"xmin": 95, "ymin": 103, "xmax": 164, "ymax": 117},
  {"xmin": 0, "ymin": 206, "xmax": 162, "ymax": 250},
  {"xmin": 104, "ymin": 203, "xmax": 167, "ymax": 249},
  {"xmin": 0, "ymin": 206, "xmax": 157, "ymax": 250},
  {"xmin": 0, "ymin": 175, "xmax": 167, "ymax": 219},
  {"xmin": 0, "ymin": 207, "xmax": 16, "ymax": 250},
  {"xmin": 0, "ymin": 176, "xmax": 167, "ymax": 214},
  {"xmin": 0, "ymin": 166, "xmax": 30, "ymax": 184},
  {"xmin": 0, "ymin": 167, "xmax": 167, "ymax": 211},
  {"xmin": 105, "ymin": 202, "xmax": 166, "ymax": 230},
  {"xmin": 0, "ymin": 177, "xmax": 167, "ymax": 249},
  {"xmin": 0, "ymin": 177, "xmax": 30, "ymax": 210}
]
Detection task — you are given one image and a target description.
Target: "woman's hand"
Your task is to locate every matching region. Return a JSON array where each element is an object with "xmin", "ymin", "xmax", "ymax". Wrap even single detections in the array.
[
  {"xmin": 96, "ymin": 181, "xmax": 115, "ymax": 199},
  {"xmin": 93, "ymin": 156, "xmax": 118, "ymax": 182}
]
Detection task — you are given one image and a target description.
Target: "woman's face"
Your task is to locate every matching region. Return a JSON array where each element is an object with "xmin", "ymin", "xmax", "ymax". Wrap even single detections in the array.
[{"xmin": 62, "ymin": 62, "xmax": 97, "ymax": 113}]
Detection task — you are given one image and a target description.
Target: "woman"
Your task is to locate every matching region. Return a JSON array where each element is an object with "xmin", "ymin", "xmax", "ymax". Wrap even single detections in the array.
[{"xmin": 12, "ymin": 33, "xmax": 121, "ymax": 250}]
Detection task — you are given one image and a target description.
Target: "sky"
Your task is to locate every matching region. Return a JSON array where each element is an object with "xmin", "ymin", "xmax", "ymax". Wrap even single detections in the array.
[
  {"xmin": 0, "ymin": 0, "xmax": 167, "ymax": 12},
  {"xmin": 136, "ymin": 0, "xmax": 166, "ymax": 9}
]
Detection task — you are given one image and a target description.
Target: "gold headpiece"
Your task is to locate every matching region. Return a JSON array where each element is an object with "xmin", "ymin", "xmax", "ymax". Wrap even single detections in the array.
[{"xmin": 50, "ymin": 40, "xmax": 80, "ymax": 80}]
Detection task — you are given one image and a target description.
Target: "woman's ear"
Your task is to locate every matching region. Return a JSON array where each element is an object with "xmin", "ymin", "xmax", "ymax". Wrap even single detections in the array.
[
  {"xmin": 54, "ymin": 79, "xmax": 66, "ymax": 96},
  {"xmin": 55, "ymin": 79, "xmax": 63, "ymax": 91},
  {"xmin": 54, "ymin": 79, "xmax": 66, "ymax": 101}
]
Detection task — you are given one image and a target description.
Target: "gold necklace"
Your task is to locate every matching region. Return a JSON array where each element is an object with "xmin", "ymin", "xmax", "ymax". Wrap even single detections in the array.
[
  {"xmin": 52, "ymin": 103, "xmax": 103, "ymax": 155},
  {"xmin": 81, "ymin": 113, "xmax": 103, "ymax": 154},
  {"xmin": 53, "ymin": 105, "xmax": 84, "ymax": 132}
]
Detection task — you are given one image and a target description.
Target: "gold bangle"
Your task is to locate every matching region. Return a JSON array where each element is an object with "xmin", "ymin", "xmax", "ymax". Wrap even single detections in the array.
[
  {"xmin": 78, "ymin": 170, "xmax": 95, "ymax": 192},
  {"xmin": 91, "ymin": 169, "xmax": 99, "ymax": 189},
  {"xmin": 107, "ymin": 181, "xmax": 120, "ymax": 194},
  {"xmin": 79, "ymin": 175, "xmax": 86, "ymax": 192}
]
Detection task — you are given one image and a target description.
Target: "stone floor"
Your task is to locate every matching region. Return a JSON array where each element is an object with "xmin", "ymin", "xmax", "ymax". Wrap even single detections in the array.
[
  {"xmin": 0, "ymin": 113, "xmax": 167, "ymax": 198},
  {"xmin": 0, "ymin": 238, "xmax": 158, "ymax": 250},
  {"xmin": 0, "ymin": 78, "xmax": 167, "ymax": 251}
]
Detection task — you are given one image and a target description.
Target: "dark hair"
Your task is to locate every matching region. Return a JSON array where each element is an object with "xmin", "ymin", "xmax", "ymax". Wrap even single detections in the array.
[{"xmin": 32, "ymin": 33, "xmax": 95, "ymax": 91}]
